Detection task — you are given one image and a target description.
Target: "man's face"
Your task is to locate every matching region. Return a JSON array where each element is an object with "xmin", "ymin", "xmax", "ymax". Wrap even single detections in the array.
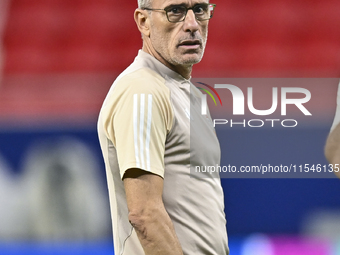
[{"xmin": 148, "ymin": 0, "xmax": 210, "ymax": 68}]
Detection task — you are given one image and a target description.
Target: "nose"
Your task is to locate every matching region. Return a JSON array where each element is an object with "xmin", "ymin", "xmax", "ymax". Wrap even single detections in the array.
[{"xmin": 183, "ymin": 9, "xmax": 199, "ymax": 32}]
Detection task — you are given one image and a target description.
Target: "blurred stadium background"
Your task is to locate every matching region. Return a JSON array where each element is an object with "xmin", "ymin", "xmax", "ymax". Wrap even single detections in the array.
[{"xmin": 0, "ymin": 0, "xmax": 340, "ymax": 254}]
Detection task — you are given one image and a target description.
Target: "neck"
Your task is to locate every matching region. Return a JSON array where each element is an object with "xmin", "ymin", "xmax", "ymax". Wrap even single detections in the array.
[{"xmin": 142, "ymin": 43, "xmax": 192, "ymax": 80}]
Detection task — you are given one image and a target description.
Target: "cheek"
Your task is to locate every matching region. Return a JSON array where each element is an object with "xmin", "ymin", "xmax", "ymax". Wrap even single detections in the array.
[
  {"xmin": 168, "ymin": 30, "xmax": 182, "ymax": 49},
  {"xmin": 201, "ymin": 25, "xmax": 208, "ymax": 37}
]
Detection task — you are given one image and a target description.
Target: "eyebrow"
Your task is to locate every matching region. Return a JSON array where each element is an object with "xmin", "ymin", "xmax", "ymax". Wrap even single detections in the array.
[{"xmin": 164, "ymin": 2, "xmax": 208, "ymax": 8}]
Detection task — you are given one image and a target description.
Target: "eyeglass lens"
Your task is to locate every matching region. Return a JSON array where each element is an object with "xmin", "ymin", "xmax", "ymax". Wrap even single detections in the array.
[{"xmin": 165, "ymin": 4, "xmax": 214, "ymax": 22}]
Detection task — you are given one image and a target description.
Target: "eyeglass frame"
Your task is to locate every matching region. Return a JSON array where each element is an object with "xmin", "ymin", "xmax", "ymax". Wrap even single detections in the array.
[{"xmin": 142, "ymin": 3, "xmax": 216, "ymax": 23}]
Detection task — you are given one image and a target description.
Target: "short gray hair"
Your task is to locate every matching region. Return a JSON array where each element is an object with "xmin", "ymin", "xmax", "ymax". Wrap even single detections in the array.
[{"xmin": 138, "ymin": 0, "xmax": 152, "ymax": 8}]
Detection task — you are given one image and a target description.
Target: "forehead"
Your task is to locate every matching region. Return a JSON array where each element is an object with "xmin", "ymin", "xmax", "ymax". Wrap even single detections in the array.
[{"xmin": 153, "ymin": 0, "xmax": 209, "ymax": 8}]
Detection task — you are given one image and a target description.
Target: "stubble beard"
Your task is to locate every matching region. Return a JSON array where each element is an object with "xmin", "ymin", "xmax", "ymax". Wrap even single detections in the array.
[
  {"xmin": 157, "ymin": 37, "xmax": 208, "ymax": 68},
  {"xmin": 174, "ymin": 29, "xmax": 208, "ymax": 66}
]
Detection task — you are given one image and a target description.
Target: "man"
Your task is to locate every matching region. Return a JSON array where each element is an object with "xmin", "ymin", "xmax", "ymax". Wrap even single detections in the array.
[
  {"xmin": 325, "ymin": 82, "xmax": 340, "ymax": 178},
  {"xmin": 97, "ymin": 0, "xmax": 229, "ymax": 254}
]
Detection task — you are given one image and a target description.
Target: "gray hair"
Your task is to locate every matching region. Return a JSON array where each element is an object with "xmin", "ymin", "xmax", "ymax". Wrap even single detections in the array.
[{"xmin": 138, "ymin": 0, "xmax": 152, "ymax": 8}]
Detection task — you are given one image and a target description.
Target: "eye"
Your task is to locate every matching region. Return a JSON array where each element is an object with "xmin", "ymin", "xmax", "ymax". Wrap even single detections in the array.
[
  {"xmin": 167, "ymin": 5, "xmax": 185, "ymax": 15},
  {"xmin": 170, "ymin": 7, "xmax": 180, "ymax": 14},
  {"xmin": 194, "ymin": 4, "xmax": 208, "ymax": 14}
]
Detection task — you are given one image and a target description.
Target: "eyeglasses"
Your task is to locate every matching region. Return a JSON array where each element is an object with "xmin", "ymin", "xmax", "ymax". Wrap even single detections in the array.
[{"xmin": 143, "ymin": 3, "xmax": 216, "ymax": 23}]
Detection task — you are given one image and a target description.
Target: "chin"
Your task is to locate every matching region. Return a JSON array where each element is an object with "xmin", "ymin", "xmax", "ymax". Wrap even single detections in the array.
[
  {"xmin": 182, "ymin": 57, "xmax": 202, "ymax": 66},
  {"xmin": 183, "ymin": 60, "xmax": 201, "ymax": 66},
  {"xmin": 178, "ymin": 54, "xmax": 203, "ymax": 66}
]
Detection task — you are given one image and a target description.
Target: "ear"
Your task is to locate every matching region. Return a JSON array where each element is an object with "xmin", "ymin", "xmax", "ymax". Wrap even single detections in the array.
[{"xmin": 134, "ymin": 9, "xmax": 151, "ymax": 37}]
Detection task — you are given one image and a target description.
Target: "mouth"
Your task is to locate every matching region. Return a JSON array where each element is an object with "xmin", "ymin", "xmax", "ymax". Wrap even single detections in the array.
[{"xmin": 177, "ymin": 39, "xmax": 202, "ymax": 50}]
